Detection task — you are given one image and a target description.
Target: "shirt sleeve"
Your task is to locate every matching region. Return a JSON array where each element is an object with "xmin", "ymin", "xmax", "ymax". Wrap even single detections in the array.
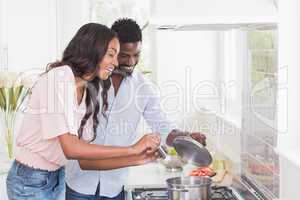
[
  {"xmin": 39, "ymin": 68, "xmax": 78, "ymax": 140},
  {"xmin": 142, "ymin": 79, "xmax": 177, "ymax": 140}
]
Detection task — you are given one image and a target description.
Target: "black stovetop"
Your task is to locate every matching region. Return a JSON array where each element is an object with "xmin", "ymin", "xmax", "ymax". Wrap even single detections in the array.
[{"xmin": 132, "ymin": 186, "xmax": 239, "ymax": 200}]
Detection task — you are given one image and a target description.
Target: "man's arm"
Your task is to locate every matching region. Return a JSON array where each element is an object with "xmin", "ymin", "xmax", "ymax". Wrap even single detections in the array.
[
  {"xmin": 141, "ymin": 80, "xmax": 206, "ymax": 146},
  {"xmin": 141, "ymin": 81, "xmax": 177, "ymax": 139}
]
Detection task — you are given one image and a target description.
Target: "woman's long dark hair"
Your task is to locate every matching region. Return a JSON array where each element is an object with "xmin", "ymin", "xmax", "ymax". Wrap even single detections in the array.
[{"xmin": 47, "ymin": 23, "xmax": 117, "ymax": 142}]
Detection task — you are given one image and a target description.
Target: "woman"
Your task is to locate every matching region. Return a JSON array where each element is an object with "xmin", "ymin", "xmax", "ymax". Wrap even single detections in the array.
[{"xmin": 6, "ymin": 23, "xmax": 160, "ymax": 200}]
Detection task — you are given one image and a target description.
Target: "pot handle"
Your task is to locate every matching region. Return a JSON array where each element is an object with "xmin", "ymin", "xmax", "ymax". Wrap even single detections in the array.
[
  {"xmin": 158, "ymin": 145, "xmax": 168, "ymax": 159},
  {"xmin": 169, "ymin": 188, "xmax": 189, "ymax": 192}
]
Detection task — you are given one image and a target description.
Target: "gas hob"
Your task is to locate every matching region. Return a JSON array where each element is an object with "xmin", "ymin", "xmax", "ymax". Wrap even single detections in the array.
[{"xmin": 131, "ymin": 186, "xmax": 240, "ymax": 200}]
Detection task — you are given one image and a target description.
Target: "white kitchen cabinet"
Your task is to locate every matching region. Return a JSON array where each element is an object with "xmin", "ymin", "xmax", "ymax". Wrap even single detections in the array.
[
  {"xmin": 3, "ymin": 0, "xmax": 58, "ymax": 71},
  {"xmin": 150, "ymin": 0, "xmax": 277, "ymax": 26},
  {"xmin": 0, "ymin": 0, "xmax": 90, "ymax": 72},
  {"xmin": 0, "ymin": 0, "xmax": 8, "ymax": 69}
]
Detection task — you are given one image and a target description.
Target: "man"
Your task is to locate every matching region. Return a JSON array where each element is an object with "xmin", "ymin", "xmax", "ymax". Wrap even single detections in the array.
[{"xmin": 65, "ymin": 18, "xmax": 206, "ymax": 200}]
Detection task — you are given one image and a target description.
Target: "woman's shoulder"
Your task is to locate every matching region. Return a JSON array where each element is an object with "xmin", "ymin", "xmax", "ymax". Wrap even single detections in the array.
[
  {"xmin": 42, "ymin": 65, "xmax": 75, "ymax": 83},
  {"xmin": 49, "ymin": 65, "xmax": 73, "ymax": 78},
  {"xmin": 35, "ymin": 65, "xmax": 75, "ymax": 91}
]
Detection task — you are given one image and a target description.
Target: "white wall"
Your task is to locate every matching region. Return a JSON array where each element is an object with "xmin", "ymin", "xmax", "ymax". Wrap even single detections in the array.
[
  {"xmin": 278, "ymin": 0, "xmax": 300, "ymax": 199},
  {"xmin": 152, "ymin": 30, "xmax": 242, "ymax": 170},
  {"xmin": 155, "ymin": 30, "xmax": 220, "ymax": 121},
  {"xmin": 277, "ymin": 0, "xmax": 300, "ymax": 156},
  {"xmin": 280, "ymin": 154, "xmax": 300, "ymax": 200},
  {"xmin": 57, "ymin": 0, "xmax": 90, "ymax": 57}
]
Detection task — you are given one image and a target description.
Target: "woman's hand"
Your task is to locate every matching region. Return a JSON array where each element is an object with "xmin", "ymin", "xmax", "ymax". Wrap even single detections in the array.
[
  {"xmin": 131, "ymin": 133, "xmax": 161, "ymax": 155},
  {"xmin": 135, "ymin": 151, "xmax": 160, "ymax": 165},
  {"xmin": 78, "ymin": 150, "xmax": 160, "ymax": 170}
]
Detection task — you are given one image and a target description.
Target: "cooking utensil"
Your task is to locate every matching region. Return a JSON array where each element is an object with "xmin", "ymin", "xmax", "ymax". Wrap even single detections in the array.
[
  {"xmin": 157, "ymin": 145, "xmax": 168, "ymax": 159},
  {"xmin": 166, "ymin": 176, "xmax": 212, "ymax": 200},
  {"xmin": 172, "ymin": 136, "xmax": 212, "ymax": 167},
  {"xmin": 158, "ymin": 145, "xmax": 187, "ymax": 172},
  {"xmin": 160, "ymin": 156, "xmax": 187, "ymax": 172}
]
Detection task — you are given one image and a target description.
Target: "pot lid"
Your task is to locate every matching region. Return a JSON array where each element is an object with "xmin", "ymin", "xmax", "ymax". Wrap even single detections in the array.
[{"xmin": 173, "ymin": 136, "xmax": 212, "ymax": 167}]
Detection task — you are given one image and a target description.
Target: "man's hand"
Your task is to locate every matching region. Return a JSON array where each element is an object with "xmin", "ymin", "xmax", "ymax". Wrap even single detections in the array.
[{"xmin": 190, "ymin": 132, "xmax": 207, "ymax": 146}]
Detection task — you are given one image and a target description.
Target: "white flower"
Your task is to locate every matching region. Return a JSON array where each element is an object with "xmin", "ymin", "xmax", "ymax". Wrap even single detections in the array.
[
  {"xmin": 0, "ymin": 71, "xmax": 7, "ymax": 88},
  {"xmin": 14, "ymin": 73, "xmax": 24, "ymax": 87},
  {"xmin": 0, "ymin": 70, "xmax": 37, "ymax": 88},
  {"xmin": 18, "ymin": 70, "xmax": 41, "ymax": 88},
  {"xmin": 21, "ymin": 76, "xmax": 34, "ymax": 88},
  {"xmin": 0, "ymin": 71, "xmax": 9, "ymax": 88},
  {"xmin": 0, "ymin": 77, "xmax": 4, "ymax": 88},
  {"xmin": 4, "ymin": 72, "xmax": 19, "ymax": 88},
  {"xmin": 0, "ymin": 71, "xmax": 19, "ymax": 88}
]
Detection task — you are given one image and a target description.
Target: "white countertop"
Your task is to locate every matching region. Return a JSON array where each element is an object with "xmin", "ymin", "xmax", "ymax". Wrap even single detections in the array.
[
  {"xmin": 125, "ymin": 162, "xmax": 197, "ymax": 190},
  {"xmin": 125, "ymin": 162, "xmax": 198, "ymax": 200}
]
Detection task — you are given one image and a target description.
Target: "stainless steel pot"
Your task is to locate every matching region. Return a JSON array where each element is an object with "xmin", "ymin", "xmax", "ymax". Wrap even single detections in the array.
[{"xmin": 166, "ymin": 176, "xmax": 212, "ymax": 200}]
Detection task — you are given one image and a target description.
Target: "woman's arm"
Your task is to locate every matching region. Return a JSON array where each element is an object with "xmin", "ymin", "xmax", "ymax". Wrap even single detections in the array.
[
  {"xmin": 78, "ymin": 152, "xmax": 158, "ymax": 170},
  {"xmin": 58, "ymin": 133, "xmax": 160, "ymax": 160}
]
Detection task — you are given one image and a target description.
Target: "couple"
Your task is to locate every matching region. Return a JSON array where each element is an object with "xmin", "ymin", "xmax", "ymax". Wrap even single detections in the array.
[{"xmin": 6, "ymin": 18, "xmax": 206, "ymax": 200}]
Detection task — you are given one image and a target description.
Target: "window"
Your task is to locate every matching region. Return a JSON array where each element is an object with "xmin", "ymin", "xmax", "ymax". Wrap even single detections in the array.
[
  {"xmin": 242, "ymin": 29, "xmax": 279, "ymax": 199},
  {"xmin": 89, "ymin": 0, "xmax": 152, "ymax": 74}
]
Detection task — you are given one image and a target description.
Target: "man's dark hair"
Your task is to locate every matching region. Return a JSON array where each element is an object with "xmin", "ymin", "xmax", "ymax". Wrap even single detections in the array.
[{"xmin": 111, "ymin": 18, "xmax": 142, "ymax": 43}]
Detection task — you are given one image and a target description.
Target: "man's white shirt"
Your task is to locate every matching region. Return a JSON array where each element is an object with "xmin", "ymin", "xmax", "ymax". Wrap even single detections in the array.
[{"xmin": 65, "ymin": 70, "xmax": 176, "ymax": 197}]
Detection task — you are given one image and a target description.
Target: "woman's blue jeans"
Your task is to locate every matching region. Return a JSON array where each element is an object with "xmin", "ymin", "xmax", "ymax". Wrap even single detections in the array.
[{"xmin": 6, "ymin": 160, "xmax": 65, "ymax": 200}]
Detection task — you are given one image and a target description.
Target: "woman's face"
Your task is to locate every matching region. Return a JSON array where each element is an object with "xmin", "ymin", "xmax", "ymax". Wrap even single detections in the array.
[{"xmin": 97, "ymin": 37, "xmax": 120, "ymax": 80}]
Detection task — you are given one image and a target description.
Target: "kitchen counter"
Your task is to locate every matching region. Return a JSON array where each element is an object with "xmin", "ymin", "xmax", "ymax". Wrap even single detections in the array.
[
  {"xmin": 125, "ymin": 162, "xmax": 198, "ymax": 200},
  {"xmin": 1, "ymin": 162, "xmax": 247, "ymax": 200},
  {"xmin": 124, "ymin": 162, "xmax": 248, "ymax": 200},
  {"xmin": 125, "ymin": 162, "xmax": 197, "ymax": 190}
]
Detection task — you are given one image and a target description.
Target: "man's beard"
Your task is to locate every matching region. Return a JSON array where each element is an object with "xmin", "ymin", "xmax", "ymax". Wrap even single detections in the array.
[{"xmin": 112, "ymin": 65, "xmax": 135, "ymax": 77}]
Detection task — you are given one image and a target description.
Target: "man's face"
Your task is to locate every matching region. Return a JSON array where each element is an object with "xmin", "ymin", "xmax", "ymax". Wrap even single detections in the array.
[{"xmin": 117, "ymin": 41, "xmax": 141, "ymax": 76}]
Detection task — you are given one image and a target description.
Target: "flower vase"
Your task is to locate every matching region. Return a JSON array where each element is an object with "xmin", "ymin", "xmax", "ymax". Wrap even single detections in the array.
[{"xmin": 0, "ymin": 114, "xmax": 15, "ymax": 175}]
